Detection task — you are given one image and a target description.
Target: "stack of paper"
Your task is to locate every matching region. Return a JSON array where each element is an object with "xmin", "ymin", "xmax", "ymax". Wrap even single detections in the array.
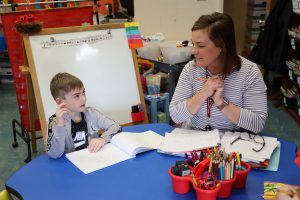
[
  {"xmin": 221, "ymin": 132, "xmax": 280, "ymax": 166},
  {"xmin": 158, "ymin": 128, "xmax": 221, "ymax": 156}
]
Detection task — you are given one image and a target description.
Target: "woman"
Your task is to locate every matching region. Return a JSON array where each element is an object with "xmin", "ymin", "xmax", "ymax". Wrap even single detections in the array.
[{"xmin": 169, "ymin": 12, "xmax": 267, "ymax": 133}]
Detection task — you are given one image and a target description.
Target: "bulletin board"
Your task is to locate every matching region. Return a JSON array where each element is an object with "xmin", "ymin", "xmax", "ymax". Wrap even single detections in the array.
[{"xmin": 23, "ymin": 23, "xmax": 148, "ymax": 139}]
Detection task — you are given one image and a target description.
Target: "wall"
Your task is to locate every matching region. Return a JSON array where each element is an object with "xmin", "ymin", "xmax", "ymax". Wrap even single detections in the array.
[
  {"xmin": 134, "ymin": 0, "xmax": 223, "ymax": 41},
  {"xmin": 223, "ymin": 0, "xmax": 247, "ymax": 54}
]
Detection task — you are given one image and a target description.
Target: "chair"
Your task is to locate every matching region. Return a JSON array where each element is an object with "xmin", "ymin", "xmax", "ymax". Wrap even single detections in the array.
[{"xmin": 0, "ymin": 190, "xmax": 12, "ymax": 200}]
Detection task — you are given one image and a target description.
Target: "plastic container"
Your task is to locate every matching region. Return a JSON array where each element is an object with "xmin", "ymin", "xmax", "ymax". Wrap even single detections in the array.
[
  {"xmin": 137, "ymin": 41, "xmax": 162, "ymax": 60},
  {"xmin": 217, "ymin": 175, "xmax": 236, "ymax": 198},
  {"xmin": 0, "ymin": 34, "xmax": 7, "ymax": 51},
  {"xmin": 233, "ymin": 161, "xmax": 251, "ymax": 189},
  {"xmin": 168, "ymin": 168, "xmax": 192, "ymax": 194},
  {"xmin": 192, "ymin": 180, "xmax": 220, "ymax": 200},
  {"xmin": 160, "ymin": 41, "xmax": 192, "ymax": 64}
]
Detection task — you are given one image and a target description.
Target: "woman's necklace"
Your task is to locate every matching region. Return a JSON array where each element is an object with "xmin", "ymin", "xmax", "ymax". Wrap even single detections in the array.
[
  {"xmin": 204, "ymin": 68, "xmax": 226, "ymax": 131},
  {"xmin": 205, "ymin": 68, "xmax": 213, "ymax": 131}
]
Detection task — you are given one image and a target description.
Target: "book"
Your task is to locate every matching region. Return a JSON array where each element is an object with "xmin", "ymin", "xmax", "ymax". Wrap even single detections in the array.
[
  {"xmin": 263, "ymin": 181, "xmax": 300, "ymax": 200},
  {"xmin": 157, "ymin": 128, "xmax": 220, "ymax": 156},
  {"xmin": 110, "ymin": 130, "xmax": 164, "ymax": 157},
  {"xmin": 66, "ymin": 130, "xmax": 163, "ymax": 174}
]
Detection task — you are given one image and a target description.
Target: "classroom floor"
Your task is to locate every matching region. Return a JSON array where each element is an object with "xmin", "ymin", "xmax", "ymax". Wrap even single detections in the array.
[{"xmin": 0, "ymin": 83, "xmax": 300, "ymax": 192}]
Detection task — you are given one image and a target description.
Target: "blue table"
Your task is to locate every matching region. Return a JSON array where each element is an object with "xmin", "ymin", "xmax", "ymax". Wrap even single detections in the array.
[{"xmin": 5, "ymin": 123, "xmax": 300, "ymax": 200}]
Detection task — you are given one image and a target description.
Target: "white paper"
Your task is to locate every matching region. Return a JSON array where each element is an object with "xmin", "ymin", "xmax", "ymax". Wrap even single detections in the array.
[
  {"xmin": 158, "ymin": 129, "xmax": 220, "ymax": 154},
  {"xmin": 66, "ymin": 144, "xmax": 132, "ymax": 174},
  {"xmin": 66, "ymin": 130, "xmax": 163, "ymax": 174},
  {"xmin": 221, "ymin": 131, "xmax": 279, "ymax": 162}
]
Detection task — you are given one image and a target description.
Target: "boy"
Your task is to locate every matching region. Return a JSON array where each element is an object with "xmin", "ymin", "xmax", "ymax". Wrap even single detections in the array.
[{"xmin": 46, "ymin": 72, "xmax": 121, "ymax": 159}]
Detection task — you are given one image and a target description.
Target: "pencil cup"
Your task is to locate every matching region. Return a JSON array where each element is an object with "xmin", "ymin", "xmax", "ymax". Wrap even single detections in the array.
[
  {"xmin": 217, "ymin": 175, "xmax": 236, "ymax": 198},
  {"xmin": 233, "ymin": 161, "xmax": 251, "ymax": 189},
  {"xmin": 192, "ymin": 180, "xmax": 220, "ymax": 200},
  {"xmin": 168, "ymin": 168, "xmax": 191, "ymax": 194}
]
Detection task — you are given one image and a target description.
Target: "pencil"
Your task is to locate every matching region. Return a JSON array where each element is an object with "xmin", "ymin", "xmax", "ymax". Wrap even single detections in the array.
[
  {"xmin": 191, "ymin": 172, "xmax": 197, "ymax": 186},
  {"xmin": 49, "ymin": 116, "xmax": 57, "ymax": 128},
  {"xmin": 196, "ymin": 77, "xmax": 208, "ymax": 81}
]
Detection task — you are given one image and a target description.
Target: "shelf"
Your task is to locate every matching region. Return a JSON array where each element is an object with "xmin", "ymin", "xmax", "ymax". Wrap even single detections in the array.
[
  {"xmin": 140, "ymin": 58, "xmax": 187, "ymax": 101},
  {"xmin": 283, "ymin": 11, "xmax": 300, "ymax": 127}
]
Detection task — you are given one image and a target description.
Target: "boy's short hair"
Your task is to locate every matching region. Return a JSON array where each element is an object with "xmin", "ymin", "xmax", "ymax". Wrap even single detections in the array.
[{"xmin": 50, "ymin": 72, "xmax": 84, "ymax": 100}]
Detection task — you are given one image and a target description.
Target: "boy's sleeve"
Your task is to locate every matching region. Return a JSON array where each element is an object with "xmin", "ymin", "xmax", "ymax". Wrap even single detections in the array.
[
  {"xmin": 94, "ymin": 110, "xmax": 121, "ymax": 143},
  {"xmin": 46, "ymin": 115, "xmax": 68, "ymax": 159}
]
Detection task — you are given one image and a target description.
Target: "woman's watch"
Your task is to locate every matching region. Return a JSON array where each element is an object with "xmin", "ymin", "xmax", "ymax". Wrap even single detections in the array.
[{"xmin": 216, "ymin": 97, "xmax": 229, "ymax": 111}]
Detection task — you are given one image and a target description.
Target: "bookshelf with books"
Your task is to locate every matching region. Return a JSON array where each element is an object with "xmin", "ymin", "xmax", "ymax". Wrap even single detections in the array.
[
  {"xmin": 244, "ymin": 0, "xmax": 267, "ymax": 56},
  {"xmin": 284, "ymin": 11, "xmax": 300, "ymax": 125}
]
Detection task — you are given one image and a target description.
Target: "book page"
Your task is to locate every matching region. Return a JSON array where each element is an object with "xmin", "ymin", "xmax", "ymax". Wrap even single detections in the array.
[
  {"xmin": 110, "ymin": 131, "xmax": 163, "ymax": 157},
  {"xmin": 158, "ymin": 129, "xmax": 220, "ymax": 154},
  {"xmin": 65, "ymin": 144, "xmax": 132, "ymax": 174}
]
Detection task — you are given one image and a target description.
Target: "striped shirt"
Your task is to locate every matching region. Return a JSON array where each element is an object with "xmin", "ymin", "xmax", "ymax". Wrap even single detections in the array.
[{"xmin": 169, "ymin": 57, "xmax": 268, "ymax": 133}]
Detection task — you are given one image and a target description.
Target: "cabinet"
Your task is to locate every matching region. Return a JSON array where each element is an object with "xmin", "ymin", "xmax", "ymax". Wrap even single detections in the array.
[{"xmin": 144, "ymin": 93, "xmax": 170, "ymax": 124}]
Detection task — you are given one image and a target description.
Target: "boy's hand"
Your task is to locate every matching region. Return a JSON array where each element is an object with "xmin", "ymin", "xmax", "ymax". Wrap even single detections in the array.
[
  {"xmin": 88, "ymin": 138, "xmax": 106, "ymax": 153},
  {"xmin": 55, "ymin": 102, "xmax": 69, "ymax": 127}
]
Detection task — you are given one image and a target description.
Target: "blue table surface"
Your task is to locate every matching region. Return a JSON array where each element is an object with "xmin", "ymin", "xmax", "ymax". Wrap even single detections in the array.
[{"xmin": 5, "ymin": 123, "xmax": 300, "ymax": 200}]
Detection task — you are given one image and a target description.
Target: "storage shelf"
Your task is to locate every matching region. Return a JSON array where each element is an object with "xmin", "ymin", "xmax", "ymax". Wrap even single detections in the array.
[{"xmin": 284, "ymin": 12, "xmax": 300, "ymax": 127}]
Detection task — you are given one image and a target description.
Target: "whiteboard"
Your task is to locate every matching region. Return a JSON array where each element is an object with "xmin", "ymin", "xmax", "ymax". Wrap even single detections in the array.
[{"xmin": 23, "ymin": 24, "xmax": 147, "ymax": 138}]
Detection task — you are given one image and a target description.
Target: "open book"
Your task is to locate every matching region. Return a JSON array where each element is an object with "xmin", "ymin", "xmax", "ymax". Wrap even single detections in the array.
[
  {"xmin": 110, "ymin": 130, "xmax": 164, "ymax": 157},
  {"xmin": 66, "ymin": 130, "xmax": 163, "ymax": 174}
]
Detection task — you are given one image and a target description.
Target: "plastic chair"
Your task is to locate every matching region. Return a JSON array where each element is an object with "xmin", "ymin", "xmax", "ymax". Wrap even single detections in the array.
[{"xmin": 0, "ymin": 190, "xmax": 12, "ymax": 200}]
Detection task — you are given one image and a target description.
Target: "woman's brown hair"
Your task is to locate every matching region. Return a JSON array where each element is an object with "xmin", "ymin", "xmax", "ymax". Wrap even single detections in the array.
[{"xmin": 192, "ymin": 12, "xmax": 241, "ymax": 75}]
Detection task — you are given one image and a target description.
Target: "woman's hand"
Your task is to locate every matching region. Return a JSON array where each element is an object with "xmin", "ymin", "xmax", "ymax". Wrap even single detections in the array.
[
  {"xmin": 212, "ymin": 84, "xmax": 225, "ymax": 106},
  {"xmin": 201, "ymin": 75, "xmax": 224, "ymax": 99}
]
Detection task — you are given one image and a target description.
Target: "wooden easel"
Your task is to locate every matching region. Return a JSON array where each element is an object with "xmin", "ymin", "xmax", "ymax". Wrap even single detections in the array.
[
  {"xmin": 12, "ymin": 50, "xmax": 42, "ymax": 163},
  {"xmin": 21, "ymin": 23, "xmax": 148, "ymax": 145}
]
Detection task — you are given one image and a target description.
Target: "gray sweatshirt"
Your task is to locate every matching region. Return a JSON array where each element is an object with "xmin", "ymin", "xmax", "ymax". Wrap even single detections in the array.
[{"xmin": 46, "ymin": 107, "xmax": 121, "ymax": 159}]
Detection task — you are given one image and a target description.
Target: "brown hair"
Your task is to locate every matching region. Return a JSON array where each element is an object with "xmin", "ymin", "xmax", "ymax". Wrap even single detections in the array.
[
  {"xmin": 50, "ymin": 72, "xmax": 84, "ymax": 100},
  {"xmin": 192, "ymin": 12, "xmax": 241, "ymax": 75}
]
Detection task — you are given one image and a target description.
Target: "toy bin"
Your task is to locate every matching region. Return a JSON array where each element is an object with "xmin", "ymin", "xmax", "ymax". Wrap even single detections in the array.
[
  {"xmin": 160, "ymin": 41, "xmax": 192, "ymax": 65},
  {"xmin": 0, "ymin": 34, "xmax": 7, "ymax": 51},
  {"xmin": 137, "ymin": 41, "xmax": 162, "ymax": 60}
]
